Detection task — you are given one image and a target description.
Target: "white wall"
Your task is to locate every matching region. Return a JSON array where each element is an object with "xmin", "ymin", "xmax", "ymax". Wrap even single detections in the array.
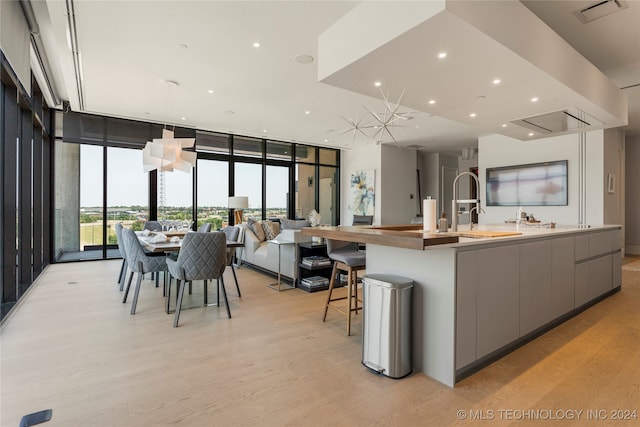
[
  {"xmin": 603, "ymin": 128, "xmax": 624, "ymax": 226},
  {"xmin": 340, "ymin": 145, "xmax": 381, "ymax": 225},
  {"xmin": 380, "ymin": 145, "xmax": 419, "ymax": 224},
  {"xmin": 625, "ymin": 134, "xmax": 640, "ymax": 254},
  {"xmin": 478, "ymin": 130, "xmax": 612, "ymax": 227}
]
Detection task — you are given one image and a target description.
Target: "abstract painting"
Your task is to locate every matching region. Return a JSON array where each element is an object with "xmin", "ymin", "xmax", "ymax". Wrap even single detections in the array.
[{"xmin": 350, "ymin": 169, "xmax": 375, "ymax": 215}]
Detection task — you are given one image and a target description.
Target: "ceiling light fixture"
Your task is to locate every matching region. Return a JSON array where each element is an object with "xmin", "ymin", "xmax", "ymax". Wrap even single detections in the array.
[
  {"xmin": 341, "ymin": 88, "xmax": 414, "ymax": 144},
  {"xmin": 528, "ymin": 132, "xmax": 535, "ymax": 136},
  {"xmin": 207, "ymin": 89, "xmax": 214, "ymax": 94},
  {"xmin": 294, "ymin": 54, "xmax": 314, "ymax": 64},
  {"xmin": 374, "ymin": 81, "xmax": 382, "ymax": 87},
  {"xmin": 438, "ymin": 52, "xmax": 447, "ymax": 59},
  {"xmin": 305, "ymin": 110, "xmax": 310, "ymax": 115},
  {"xmin": 142, "ymin": 80, "xmax": 196, "ymax": 174},
  {"xmin": 493, "ymin": 79, "xmax": 501, "ymax": 85},
  {"xmin": 428, "ymin": 100, "xmax": 436, "ymax": 105},
  {"xmin": 469, "ymin": 113, "xmax": 477, "ymax": 118},
  {"xmin": 531, "ymin": 97, "xmax": 539, "ymax": 102},
  {"xmin": 252, "ymin": 42, "xmax": 260, "ymax": 48},
  {"xmin": 501, "ymin": 124, "xmax": 508, "ymax": 128}
]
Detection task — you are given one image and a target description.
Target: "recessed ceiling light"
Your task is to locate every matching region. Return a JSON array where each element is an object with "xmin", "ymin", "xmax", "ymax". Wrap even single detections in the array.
[
  {"xmin": 469, "ymin": 113, "xmax": 477, "ymax": 118},
  {"xmin": 493, "ymin": 79, "xmax": 501, "ymax": 85},
  {"xmin": 304, "ymin": 110, "xmax": 310, "ymax": 115},
  {"xmin": 207, "ymin": 89, "xmax": 214, "ymax": 94},
  {"xmin": 222, "ymin": 110, "xmax": 235, "ymax": 115},
  {"xmin": 528, "ymin": 132, "xmax": 535, "ymax": 136},
  {"xmin": 294, "ymin": 54, "xmax": 314, "ymax": 64},
  {"xmin": 263, "ymin": 129, "xmax": 267, "ymax": 133},
  {"xmin": 428, "ymin": 100, "xmax": 436, "ymax": 105},
  {"xmin": 438, "ymin": 52, "xmax": 447, "ymax": 59},
  {"xmin": 253, "ymin": 42, "xmax": 260, "ymax": 48},
  {"xmin": 179, "ymin": 44, "xmax": 188, "ymax": 50},
  {"xmin": 501, "ymin": 124, "xmax": 508, "ymax": 128},
  {"xmin": 531, "ymin": 97, "xmax": 539, "ymax": 102},
  {"xmin": 324, "ymin": 139, "xmax": 329, "ymax": 143},
  {"xmin": 374, "ymin": 81, "xmax": 382, "ymax": 87},
  {"xmin": 181, "ymin": 117, "xmax": 186, "ymax": 121},
  {"xmin": 415, "ymin": 125, "xmax": 420, "ymax": 129}
]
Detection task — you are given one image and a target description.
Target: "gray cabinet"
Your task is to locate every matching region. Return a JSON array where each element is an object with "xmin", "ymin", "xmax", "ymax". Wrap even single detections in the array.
[
  {"xmin": 476, "ymin": 246, "xmax": 520, "ymax": 359},
  {"xmin": 456, "ymin": 251, "xmax": 477, "ymax": 369},
  {"xmin": 519, "ymin": 241, "xmax": 552, "ymax": 336},
  {"xmin": 551, "ymin": 237, "xmax": 575, "ymax": 319},
  {"xmin": 588, "ymin": 255, "xmax": 612, "ymax": 299},
  {"xmin": 575, "ymin": 262, "xmax": 590, "ymax": 307}
]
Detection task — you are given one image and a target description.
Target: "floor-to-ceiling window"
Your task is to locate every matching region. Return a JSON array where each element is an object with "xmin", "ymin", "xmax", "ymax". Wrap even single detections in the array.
[
  {"xmin": 52, "ymin": 111, "xmax": 340, "ymax": 263},
  {"xmin": 1, "ymin": 57, "xmax": 52, "ymax": 320},
  {"xmin": 196, "ymin": 159, "xmax": 229, "ymax": 230},
  {"xmin": 106, "ymin": 147, "xmax": 149, "ymax": 248}
]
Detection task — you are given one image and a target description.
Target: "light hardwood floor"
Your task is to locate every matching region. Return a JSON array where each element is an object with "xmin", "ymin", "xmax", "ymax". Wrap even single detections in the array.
[{"xmin": 1, "ymin": 259, "xmax": 639, "ymax": 426}]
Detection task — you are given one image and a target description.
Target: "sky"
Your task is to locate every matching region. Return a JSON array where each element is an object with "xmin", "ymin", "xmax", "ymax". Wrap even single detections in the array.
[{"xmin": 80, "ymin": 145, "xmax": 289, "ymax": 208}]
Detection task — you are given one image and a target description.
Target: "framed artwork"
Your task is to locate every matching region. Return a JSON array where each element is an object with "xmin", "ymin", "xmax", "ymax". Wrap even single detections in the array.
[{"xmin": 350, "ymin": 169, "xmax": 375, "ymax": 215}]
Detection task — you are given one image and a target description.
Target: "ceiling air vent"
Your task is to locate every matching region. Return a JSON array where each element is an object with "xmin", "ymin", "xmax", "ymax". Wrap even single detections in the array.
[
  {"xmin": 511, "ymin": 108, "xmax": 603, "ymax": 134},
  {"xmin": 574, "ymin": 0, "xmax": 628, "ymax": 24}
]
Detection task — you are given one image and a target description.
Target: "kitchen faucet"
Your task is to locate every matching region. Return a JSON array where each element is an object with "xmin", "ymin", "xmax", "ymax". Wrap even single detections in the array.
[{"xmin": 451, "ymin": 171, "xmax": 482, "ymax": 232}]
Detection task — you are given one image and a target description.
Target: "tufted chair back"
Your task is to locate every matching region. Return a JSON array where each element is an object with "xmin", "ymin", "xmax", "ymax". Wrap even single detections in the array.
[
  {"xmin": 122, "ymin": 228, "xmax": 166, "ymax": 274},
  {"xmin": 115, "ymin": 222, "xmax": 126, "ymax": 258},
  {"xmin": 143, "ymin": 220, "xmax": 163, "ymax": 231},
  {"xmin": 168, "ymin": 232, "xmax": 226, "ymax": 282},
  {"xmin": 198, "ymin": 223, "xmax": 212, "ymax": 233}
]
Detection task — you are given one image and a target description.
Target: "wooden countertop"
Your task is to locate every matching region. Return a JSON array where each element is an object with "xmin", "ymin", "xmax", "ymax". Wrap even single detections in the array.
[{"xmin": 300, "ymin": 225, "xmax": 458, "ymax": 250}]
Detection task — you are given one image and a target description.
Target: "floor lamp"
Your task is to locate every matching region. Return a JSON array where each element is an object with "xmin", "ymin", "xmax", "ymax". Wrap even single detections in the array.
[{"xmin": 229, "ymin": 196, "xmax": 249, "ymax": 224}]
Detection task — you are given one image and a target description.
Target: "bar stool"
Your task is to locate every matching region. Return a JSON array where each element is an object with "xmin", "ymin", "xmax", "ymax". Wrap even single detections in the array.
[{"xmin": 323, "ymin": 239, "xmax": 365, "ymax": 335}]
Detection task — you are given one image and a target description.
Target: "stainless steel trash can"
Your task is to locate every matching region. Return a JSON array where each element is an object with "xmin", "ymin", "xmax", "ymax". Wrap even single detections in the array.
[{"xmin": 362, "ymin": 274, "xmax": 413, "ymax": 379}]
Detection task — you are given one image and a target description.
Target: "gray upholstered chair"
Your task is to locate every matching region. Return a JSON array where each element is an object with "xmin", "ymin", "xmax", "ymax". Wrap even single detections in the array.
[
  {"xmin": 166, "ymin": 231, "xmax": 230, "ymax": 327},
  {"xmin": 323, "ymin": 239, "xmax": 366, "ymax": 336},
  {"xmin": 352, "ymin": 215, "xmax": 373, "ymax": 225},
  {"xmin": 222, "ymin": 225, "xmax": 241, "ymax": 297},
  {"xmin": 121, "ymin": 228, "xmax": 167, "ymax": 315},
  {"xmin": 198, "ymin": 222, "xmax": 212, "ymax": 233},
  {"xmin": 114, "ymin": 223, "xmax": 128, "ymax": 290},
  {"xmin": 143, "ymin": 220, "xmax": 163, "ymax": 231}
]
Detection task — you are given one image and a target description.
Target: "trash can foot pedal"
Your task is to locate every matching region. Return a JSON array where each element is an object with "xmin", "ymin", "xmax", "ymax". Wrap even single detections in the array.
[{"xmin": 363, "ymin": 361, "xmax": 385, "ymax": 375}]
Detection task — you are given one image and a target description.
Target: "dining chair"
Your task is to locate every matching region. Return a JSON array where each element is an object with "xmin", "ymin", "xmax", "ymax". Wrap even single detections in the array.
[
  {"xmin": 166, "ymin": 231, "xmax": 230, "ymax": 327},
  {"xmin": 198, "ymin": 222, "xmax": 212, "ymax": 232},
  {"xmin": 323, "ymin": 238, "xmax": 365, "ymax": 336},
  {"xmin": 114, "ymin": 223, "xmax": 128, "ymax": 290},
  {"xmin": 222, "ymin": 225, "xmax": 241, "ymax": 297},
  {"xmin": 143, "ymin": 220, "xmax": 163, "ymax": 231},
  {"xmin": 121, "ymin": 228, "xmax": 167, "ymax": 315}
]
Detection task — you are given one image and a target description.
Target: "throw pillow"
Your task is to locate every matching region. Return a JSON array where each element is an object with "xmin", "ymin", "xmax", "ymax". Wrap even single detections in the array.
[
  {"xmin": 280, "ymin": 218, "xmax": 310, "ymax": 230},
  {"xmin": 261, "ymin": 220, "xmax": 278, "ymax": 241},
  {"xmin": 247, "ymin": 217, "xmax": 266, "ymax": 242}
]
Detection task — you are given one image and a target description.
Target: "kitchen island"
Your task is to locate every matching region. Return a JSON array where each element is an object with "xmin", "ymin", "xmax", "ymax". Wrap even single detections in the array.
[{"xmin": 302, "ymin": 224, "xmax": 622, "ymax": 387}]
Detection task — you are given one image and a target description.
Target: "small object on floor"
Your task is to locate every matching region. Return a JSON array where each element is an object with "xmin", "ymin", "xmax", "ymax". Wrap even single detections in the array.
[{"xmin": 19, "ymin": 409, "xmax": 52, "ymax": 427}]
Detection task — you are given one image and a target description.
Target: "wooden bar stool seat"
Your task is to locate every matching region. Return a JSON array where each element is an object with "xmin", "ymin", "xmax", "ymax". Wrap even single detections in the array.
[{"xmin": 323, "ymin": 239, "xmax": 366, "ymax": 336}]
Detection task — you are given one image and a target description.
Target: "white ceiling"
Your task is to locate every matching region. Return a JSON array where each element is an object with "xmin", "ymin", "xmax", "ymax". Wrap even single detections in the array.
[{"xmin": 32, "ymin": 0, "xmax": 640, "ymax": 154}]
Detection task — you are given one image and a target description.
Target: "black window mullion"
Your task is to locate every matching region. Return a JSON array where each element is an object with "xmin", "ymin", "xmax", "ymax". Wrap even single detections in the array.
[{"xmin": 102, "ymin": 145, "xmax": 108, "ymax": 259}]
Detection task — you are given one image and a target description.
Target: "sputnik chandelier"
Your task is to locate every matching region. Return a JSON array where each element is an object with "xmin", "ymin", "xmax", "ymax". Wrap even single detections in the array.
[{"xmin": 342, "ymin": 88, "xmax": 414, "ymax": 144}]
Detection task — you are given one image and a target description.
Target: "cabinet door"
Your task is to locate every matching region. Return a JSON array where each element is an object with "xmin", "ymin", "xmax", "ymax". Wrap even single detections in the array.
[
  {"xmin": 612, "ymin": 251, "xmax": 622, "ymax": 289},
  {"xmin": 575, "ymin": 262, "xmax": 589, "ymax": 308},
  {"xmin": 551, "ymin": 237, "xmax": 575, "ymax": 319},
  {"xmin": 589, "ymin": 254, "xmax": 612, "ymax": 299},
  {"xmin": 456, "ymin": 251, "xmax": 477, "ymax": 370},
  {"xmin": 476, "ymin": 246, "xmax": 520, "ymax": 359},
  {"xmin": 520, "ymin": 241, "xmax": 552, "ymax": 336}
]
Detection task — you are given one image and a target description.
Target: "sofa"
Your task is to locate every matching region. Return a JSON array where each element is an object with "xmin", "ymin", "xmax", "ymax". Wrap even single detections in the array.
[{"xmin": 238, "ymin": 219, "xmax": 312, "ymax": 280}]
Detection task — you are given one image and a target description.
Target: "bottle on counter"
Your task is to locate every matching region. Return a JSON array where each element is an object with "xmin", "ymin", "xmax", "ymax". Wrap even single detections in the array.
[{"xmin": 438, "ymin": 212, "xmax": 448, "ymax": 232}]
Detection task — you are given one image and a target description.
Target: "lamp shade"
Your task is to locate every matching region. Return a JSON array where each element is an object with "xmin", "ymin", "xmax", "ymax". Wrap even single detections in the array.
[{"xmin": 228, "ymin": 196, "xmax": 249, "ymax": 209}]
